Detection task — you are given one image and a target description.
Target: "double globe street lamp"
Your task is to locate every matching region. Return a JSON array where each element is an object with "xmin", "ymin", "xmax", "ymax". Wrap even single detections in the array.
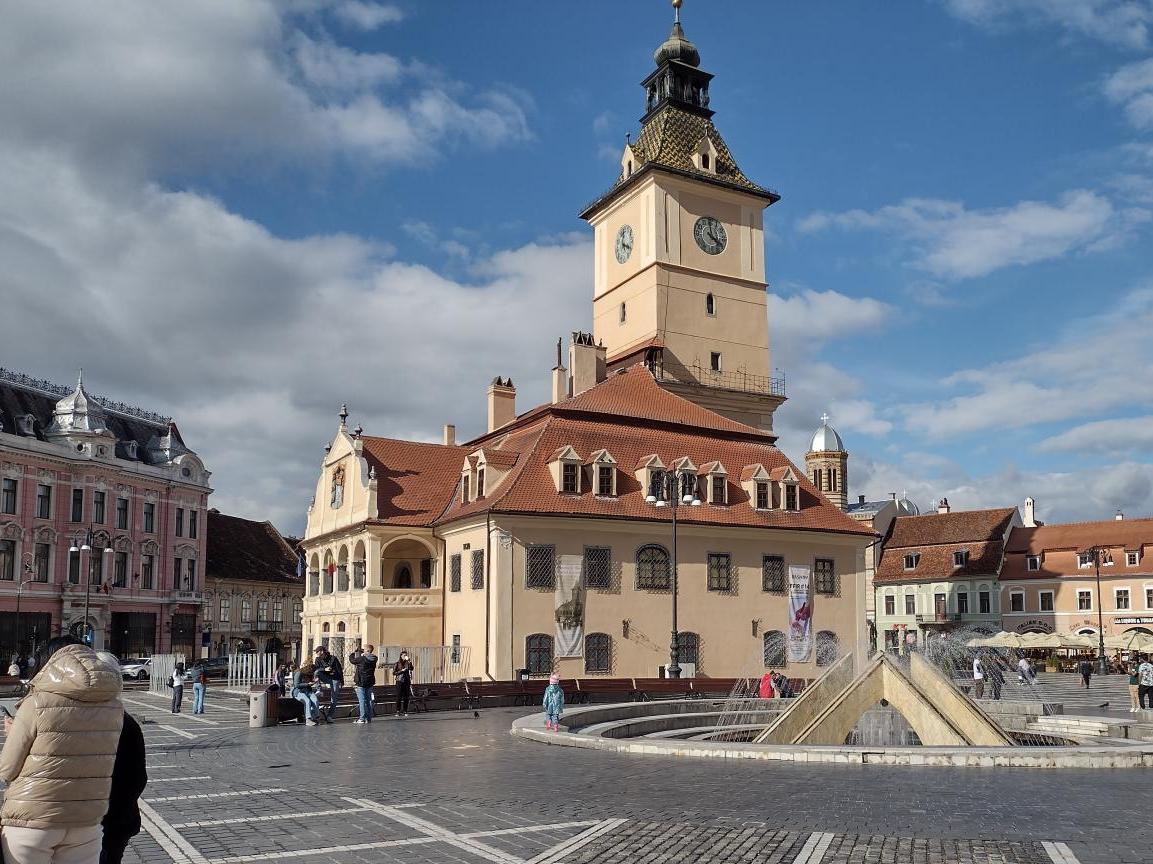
[
  {"xmin": 69, "ymin": 528, "xmax": 112, "ymax": 647},
  {"xmin": 644, "ymin": 471, "xmax": 701, "ymax": 679}
]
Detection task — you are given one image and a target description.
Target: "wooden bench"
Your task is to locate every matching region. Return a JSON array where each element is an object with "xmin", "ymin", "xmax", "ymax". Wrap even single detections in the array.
[
  {"xmin": 410, "ymin": 682, "xmax": 473, "ymax": 712},
  {"xmin": 572, "ymin": 678, "xmax": 637, "ymax": 703}
]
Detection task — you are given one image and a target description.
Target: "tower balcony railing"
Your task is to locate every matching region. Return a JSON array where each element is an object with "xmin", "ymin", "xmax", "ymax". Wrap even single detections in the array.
[{"xmin": 653, "ymin": 363, "xmax": 786, "ymax": 398}]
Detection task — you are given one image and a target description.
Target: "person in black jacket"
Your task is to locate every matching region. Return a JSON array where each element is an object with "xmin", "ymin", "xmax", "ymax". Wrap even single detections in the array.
[
  {"xmin": 393, "ymin": 651, "xmax": 414, "ymax": 717},
  {"xmin": 94, "ymin": 650, "xmax": 148, "ymax": 864},
  {"xmin": 313, "ymin": 647, "xmax": 343, "ymax": 721},
  {"xmin": 349, "ymin": 646, "xmax": 378, "ymax": 724}
]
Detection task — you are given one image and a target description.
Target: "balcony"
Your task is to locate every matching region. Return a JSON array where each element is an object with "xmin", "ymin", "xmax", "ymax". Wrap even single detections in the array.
[
  {"xmin": 246, "ymin": 618, "xmax": 289, "ymax": 634},
  {"xmin": 916, "ymin": 613, "xmax": 962, "ymax": 625},
  {"xmin": 653, "ymin": 364, "xmax": 786, "ymax": 398},
  {"xmin": 171, "ymin": 590, "xmax": 204, "ymax": 603}
]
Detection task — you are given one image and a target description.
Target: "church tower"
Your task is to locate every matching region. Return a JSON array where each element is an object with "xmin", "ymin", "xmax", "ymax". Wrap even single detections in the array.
[
  {"xmin": 805, "ymin": 414, "xmax": 849, "ymax": 510},
  {"xmin": 580, "ymin": 0, "xmax": 785, "ymax": 434}
]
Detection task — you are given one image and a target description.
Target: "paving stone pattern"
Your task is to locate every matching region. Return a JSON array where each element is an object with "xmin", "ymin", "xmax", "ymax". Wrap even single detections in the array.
[{"xmin": 98, "ymin": 690, "xmax": 1151, "ymax": 864}]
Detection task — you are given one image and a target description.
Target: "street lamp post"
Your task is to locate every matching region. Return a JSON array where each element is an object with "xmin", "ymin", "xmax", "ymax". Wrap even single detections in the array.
[
  {"xmin": 69, "ymin": 528, "xmax": 112, "ymax": 647},
  {"xmin": 645, "ymin": 471, "xmax": 701, "ymax": 679},
  {"xmin": 1088, "ymin": 546, "xmax": 1109, "ymax": 676}
]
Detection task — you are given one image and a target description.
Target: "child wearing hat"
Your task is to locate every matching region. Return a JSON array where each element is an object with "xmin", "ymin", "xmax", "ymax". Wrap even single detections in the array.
[{"xmin": 542, "ymin": 673, "xmax": 564, "ymax": 731}]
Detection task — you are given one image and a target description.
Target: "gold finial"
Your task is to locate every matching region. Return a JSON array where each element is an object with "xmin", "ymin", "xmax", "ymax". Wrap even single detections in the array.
[{"xmin": 672, "ymin": 0, "xmax": 682, "ymax": 23}]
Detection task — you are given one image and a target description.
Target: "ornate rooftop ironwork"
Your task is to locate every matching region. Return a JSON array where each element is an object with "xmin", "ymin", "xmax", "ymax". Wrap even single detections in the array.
[{"xmin": 0, "ymin": 367, "xmax": 172, "ymax": 426}]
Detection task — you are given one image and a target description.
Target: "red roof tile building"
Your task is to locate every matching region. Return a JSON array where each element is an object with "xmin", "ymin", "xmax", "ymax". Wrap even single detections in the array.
[
  {"xmin": 1001, "ymin": 515, "xmax": 1153, "ymax": 640},
  {"xmin": 300, "ymin": 10, "xmax": 875, "ymax": 680},
  {"xmin": 873, "ymin": 502, "xmax": 1021, "ymax": 651}
]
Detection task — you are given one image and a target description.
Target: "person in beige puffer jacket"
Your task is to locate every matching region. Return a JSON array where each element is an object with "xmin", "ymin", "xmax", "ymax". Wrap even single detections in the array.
[{"xmin": 0, "ymin": 638, "xmax": 124, "ymax": 864}]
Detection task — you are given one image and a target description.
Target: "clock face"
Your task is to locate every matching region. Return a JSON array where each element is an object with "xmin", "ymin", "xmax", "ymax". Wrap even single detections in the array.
[
  {"xmin": 615, "ymin": 224, "xmax": 634, "ymax": 264},
  {"xmin": 693, "ymin": 216, "xmax": 727, "ymax": 255}
]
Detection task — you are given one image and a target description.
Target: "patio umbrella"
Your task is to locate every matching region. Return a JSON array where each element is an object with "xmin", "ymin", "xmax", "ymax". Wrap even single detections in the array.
[
  {"xmin": 1104, "ymin": 631, "xmax": 1153, "ymax": 651},
  {"xmin": 1018, "ymin": 632, "xmax": 1062, "ymax": 649},
  {"xmin": 966, "ymin": 632, "xmax": 1022, "ymax": 648}
]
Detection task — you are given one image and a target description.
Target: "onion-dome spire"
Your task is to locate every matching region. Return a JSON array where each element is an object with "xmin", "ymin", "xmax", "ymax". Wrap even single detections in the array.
[{"xmin": 655, "ymin": 1, "xmax": 700, "ymax": 68}]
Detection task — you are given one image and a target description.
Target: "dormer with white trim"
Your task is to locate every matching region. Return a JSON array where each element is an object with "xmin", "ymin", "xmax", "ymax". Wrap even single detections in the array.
[
  {"xmin": 635, "ymin": 454, "xmax": 667, "ymax": 500},
  {"xmin": 700, "ymin": 460, "xmax": 728, "ymax": 505},
  {"xmin": 670, "ymin": 456, "xmax": 699, "ymax": 500},
  {"xmin": 549, "ymin": 445, "xmax": 584, "ymax": 494},
  {"xmin": 691, "ymin": 135, "xmax": 719, "ymax": 174},
  {"xmin": 589, "ymin": 449, "xmax": 618, "ymax": 497},
  {"xmin": 769, "ymin": 465, "xmax": 801, "ymax": 511},
  {"xmin": 741, "ymin": 463, "xmax": 773, "ymax": 510}
]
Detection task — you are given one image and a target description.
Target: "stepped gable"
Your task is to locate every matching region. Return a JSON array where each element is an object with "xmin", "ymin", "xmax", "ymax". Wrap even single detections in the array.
[
  {"xmin": 360, "ymin": 437, "xmax": 468, "ymax": 527},
  {"xmin": 876, "ymin": 508, "xmax": 1018, "ymax": 583},
  {"xmin": 439, "ymin": 366, "xmax": 870, "ymax": 535},
  {"xmin": 206, "ymin": 510, "xmax": 301, "ymax": 585},
  {"xmin": 1003, "ymin": 517, "xmax": 1153, "ymax": 580}
]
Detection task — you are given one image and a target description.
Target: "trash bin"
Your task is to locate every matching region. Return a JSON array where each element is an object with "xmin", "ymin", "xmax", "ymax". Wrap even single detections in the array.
[
  {"xmin": 518, "ymin": 668, "xmax": 530, "ymax": 682},
  {"xmin": 249, "ymin": 686, "xmax": 279, "ymax": 728}
]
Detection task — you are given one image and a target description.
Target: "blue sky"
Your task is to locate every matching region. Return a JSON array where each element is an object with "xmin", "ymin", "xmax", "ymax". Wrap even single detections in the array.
[{"xmin": 2, "ymin": 0, "xmax": 1152, "ymax": 531}]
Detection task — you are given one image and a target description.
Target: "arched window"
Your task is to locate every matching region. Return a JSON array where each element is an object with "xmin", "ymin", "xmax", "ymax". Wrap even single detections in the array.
[
  {"xmin": 395, "ymin": 564, "xmax": 412, "ymax": 589},
  {"xmin": 676, "ymin": 632, "xmax": 700, "ymax": 667},
  {"xmin": 584, "ymin": 633, "xmax": 612, "ymax": 674},
  {"xmin": 322, "ymin": 622, "xmax": 330, "ymax": 633},
  {"xmin": 526, "ymin": 634, "xmax": 554, "ymax": 675},
  {"xmin": 816, "ymin": 630, "xmax": 839, "ymax": 666},
  {"xmin": 636, "ymin": 544, "xmax": 670, "ymax": 590},
  {"xmin": 627, "ymin": 160, "xmax": 633, "ymax": 176},
  {"xmin": 763, "ymin": 630, "xmax": 786, "ymax": 667},
  {"xmin": 705, "ymin": 293, "xmax": 715, "ymax": 315},
  {"xmin": 701, "ymin": 153, "xmax": 710, "ymax": 170},
  {"xmin": 337, "ymin": 621, "xmax": 346, "ymax": 633}
]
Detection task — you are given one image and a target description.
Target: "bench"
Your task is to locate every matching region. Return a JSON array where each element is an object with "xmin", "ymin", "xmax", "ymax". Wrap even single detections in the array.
[
  {"xmin": 572, "ymin": 678, "xmax": 636, "ymax": 703},
  {"xmin": 410, "ymin": 682, "xmax": 473, "ymax": 713},
  {"xmin": 0, "ymin": 676, "xmax": 25, "ymax": 699}
]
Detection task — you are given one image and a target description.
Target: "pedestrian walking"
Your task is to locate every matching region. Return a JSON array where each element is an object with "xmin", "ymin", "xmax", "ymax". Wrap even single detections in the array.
[
  {"xmin": 291, "ymin": 660, "xmax": 320, "ymax": 726},
  {"xmin": 314, "ymin": 646, "xmax": 342, "ymax": 721},
  {"xmin": 349, "ymin": 645, "xmax": 378, "ymax": 724},
  {"xmin": 987, "ymin": 656, "xmax": 1004, "ymax": 700},
  {"xmin": 772, "ymin": 670, "xmax": 793, "ymax": 698},
  {"xmin": 95, "ymin": 651, "xmax": 148, "ymax": 864},
  {"xmin": 169, "ymin": 663, "xmax": 186, "ymax": 713},
  {"xmin": 393, "ymin": 651, "xmax": 414, "ymax": 717},
  {"xmin": 972, "ymin": 654, "xmax": 985, "ymax": 699},
  {"xmin": 0, "ymin": 636, "xmax": 123, "ymax": 864},
  {"xmin": 275, "ymin": 663, "xmax": 288, "ymax": 695},
  {"xmin": 1138, "ymin": 655, "xmax": 1153, "ymax": 710},
  {"xmin": 192, "ymin": 663, "xmax": 208, "ymax": 715},
  {"xmin": 7, "ymin": 655, "xmax": 20, "ymax": 677},
  {"xmin": 1079, "ymin": 657, "xmax": 1094, "ymax": 689},
  {"xmin": 1129, "ymin": 662, "xmax": 1141, "ymax": 712},
  {"xmin": 542, "ymin": 673, "xmax": 564, "ymax": 731},
  {"xmin": 1017, "ymin": 656, "xmax": 1036, "ymax": 685},
  {"xmin": 757, "ymin": 672, "xmax": 774, "ymax": 699}
]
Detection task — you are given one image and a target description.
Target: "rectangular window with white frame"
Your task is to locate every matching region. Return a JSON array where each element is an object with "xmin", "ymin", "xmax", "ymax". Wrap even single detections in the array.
[
  {"xmin": 903, "ymin": 553, "xmax": 920, "ymax": 570},
  {"xmin": 904, "ymin": 594, "xmax": 915, "ymax": 615},
  {"xmin": 1026, "ymin": 555, "xmax": 1040, "ymax": 571},
  {"xmin": 1010, "ymin": 591, "xmax": 1024, "ymax": 612},
  {"xmin": 1116, "ymin": 588, "xmax": 1131, "ymax": 610},
  {"xmin": 1077, "ymin": 590, "xmax": 1092, "ymax": 610},
  {"xmin": 1078, "ymin": 553, "xmax": 1093, "ymax": 569},
  {"xmin": 1127, "ymin": 551, "xmax": 1140, "ymax": 567},
  {"xmin": 884, "ymin": 594, "xmax": 895, "ymax": 615},
  {"xmin": 953, "ymin": 550, "xmax": 969, "ymax": 567},
  {"xmin": 1039, "ymin": 590, "xmax": 1054, "ymax": 612},
  {"xmin": 1147, "ymin": 587, "xmax": 1153, "ymax": 609}
]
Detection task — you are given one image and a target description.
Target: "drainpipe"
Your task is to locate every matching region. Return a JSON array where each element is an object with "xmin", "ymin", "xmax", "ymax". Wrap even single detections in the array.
[
  {"xmin": 433, "ymin": 524, "xmax": 446, "ymax": 656},
  {"xmin": 484, "ymin": 513, "xmax": 492, "ymax": 680}
]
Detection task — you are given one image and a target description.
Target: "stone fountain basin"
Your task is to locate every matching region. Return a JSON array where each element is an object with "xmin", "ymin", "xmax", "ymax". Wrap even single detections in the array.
[{"xmin": 512, "ymin": 700, "xmax": 1153, "ymax": 768}]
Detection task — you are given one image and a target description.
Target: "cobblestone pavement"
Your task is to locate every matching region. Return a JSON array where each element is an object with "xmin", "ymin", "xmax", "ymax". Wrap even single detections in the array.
[{"xmin": 107, "ymin": 690, "xmax": 1150, "ymax": 864}]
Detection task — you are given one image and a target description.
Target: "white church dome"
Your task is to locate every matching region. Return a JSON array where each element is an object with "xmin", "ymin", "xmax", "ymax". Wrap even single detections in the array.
[{"xmin": 809, "ymin": 414, "xmax": 844, "ymax": 453}]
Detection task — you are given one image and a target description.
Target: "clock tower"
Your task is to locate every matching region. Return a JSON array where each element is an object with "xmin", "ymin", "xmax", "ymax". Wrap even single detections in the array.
[{"xmin": 580, "ymin": 1, "xmax": 785, "ymax": 434}]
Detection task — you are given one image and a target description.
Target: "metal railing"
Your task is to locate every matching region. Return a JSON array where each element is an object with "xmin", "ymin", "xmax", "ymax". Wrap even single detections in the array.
[
  {"xmin": 653, "ymin": 364, "xmax": 786, "ymax": 397},
  {"xmin": 916, "ymin": 613, "xmax": 962, "ymax": 623},
  {"xmin": 0, "ymin": 367, "xmax": 171, "ymax": 426}
]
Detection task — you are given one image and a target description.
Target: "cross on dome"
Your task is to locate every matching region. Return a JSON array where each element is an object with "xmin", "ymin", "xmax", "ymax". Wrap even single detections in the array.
[{"xmin": 820, "ymin": 412, "xmax": 831, "ymax": 425}]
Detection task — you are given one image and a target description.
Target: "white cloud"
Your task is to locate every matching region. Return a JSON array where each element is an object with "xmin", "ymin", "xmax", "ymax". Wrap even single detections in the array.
[
  {"xmin": 799, "ymin": 191, "xmax": 1143, "ymax": 280},
  {"xmin": 944, "ymin": 0, "xmax": 1153, "ymax": 50},
  {"xmin": 1038, "ymin": 416, "xmax": 1153, "ymax": 453},
  {"xmin": 1105, "ymin": 57, "xmax": 1153, "ymax": 129},
  {"xmin": 0, "ymin": 1, "xmax": 530, "ymax": 175},
  {"xmin": 901, "ymin": 287, "xmax": 1153, "ymax": 439},
  {"xmin": 332, "ymin": 1, "xmax": 404, "ymax": 30}
]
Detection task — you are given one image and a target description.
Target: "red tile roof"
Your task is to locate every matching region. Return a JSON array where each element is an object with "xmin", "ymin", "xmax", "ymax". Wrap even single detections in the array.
[
  {"xmin": 360, "ymin": 437, "xmax": 469, "ymax": 526},
  {"xmin": 1002, "ymin": 518, "xmax": 1153, "ymax": 581},
  {"xmin": 606, "ymin": 335, "xmax": 665, "ymax": 365},
  {"xmin": 875, "ymin": 508, "xmax": 1019, "ymax": 584},
  {"xmin": 206, "ymin": 510, "xmax": 302, "ymax": 585}
]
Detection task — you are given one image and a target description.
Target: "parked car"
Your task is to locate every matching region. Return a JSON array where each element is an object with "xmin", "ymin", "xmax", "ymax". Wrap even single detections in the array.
[
  {"xmin": 192, "ymin": 657, "xmax": 231, "ymax": 680},
  {"xmin": 119, "ymin": 658, "xmax": 151, "ymax": 680}
]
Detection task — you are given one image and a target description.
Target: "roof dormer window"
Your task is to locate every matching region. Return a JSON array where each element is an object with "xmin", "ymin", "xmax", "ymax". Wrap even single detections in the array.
[
  {"xmin": 1027, "ymin": 555, "xmax": 1040, "ymax": 571},
  {"xmin": 562, "ymin": 463, "xmax": 579, "ymax": 494},
  {"xmin": 904, "ymin": 553, "xmax": 920, "ymax": 570},
  {"xmin": 756, "ymin": 481, "xmax": 769, "ymax": 510},
  {"xmin": 16, "ymin": 415, "xmax": 35, "ymax": 436},
  {"xmin": 476, "ymin": 467, "xmax": 485, "ymax": 500},
  {"xmin": 124, "ymin": 441, "xmax": 138, "ymax": 460},
  {"xmin": 590, "ymin": 449, "xmax": 618, "ymax": 497},
  {"xmin": 1127, "ymin": 551, "xmax": 1140, "ymax": 567},
  {"xmin": 550, "ymin": 445, "xmax": 583, "ymax": 495},
  {"xmin": 462, "ymin": 473, "xmax": 470, "ymax": 504},
  {"xmin": 953, "ymin": 550, "xmax": 970, "ymax": 568}
]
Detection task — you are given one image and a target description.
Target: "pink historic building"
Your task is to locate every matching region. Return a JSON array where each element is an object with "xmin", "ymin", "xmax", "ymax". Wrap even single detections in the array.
[{"xmin": 0, "ymin": 368, "xmax": 211, "ymax": 660}]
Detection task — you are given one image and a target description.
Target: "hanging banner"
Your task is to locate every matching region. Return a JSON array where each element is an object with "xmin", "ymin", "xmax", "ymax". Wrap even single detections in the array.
[
  {"xmin": 554, "ymin": 554, "xmax": 585, "ymax": 657},
  {"xmin": 787, "ymin": 564, "xmax": 812, "ymax": 662}
]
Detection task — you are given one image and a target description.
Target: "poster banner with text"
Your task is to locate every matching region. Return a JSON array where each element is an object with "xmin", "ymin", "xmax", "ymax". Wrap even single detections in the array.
[
  {"xmin": 787, "ymin": 564, "xmax": 812, "ymax": 663},
  {"xmin": 555, "ymin": 554, "xmax": 585, "ymax": 657}
]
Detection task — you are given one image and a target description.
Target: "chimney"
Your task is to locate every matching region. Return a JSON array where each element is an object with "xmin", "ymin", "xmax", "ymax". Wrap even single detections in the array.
[
  {"xmin": 1116, "ymin": 509, "xmax": 1124, "ymax": 521},
  {"xmin": 937, "ymin": 497, "xmax": 950, "ymax": 514},
  {"xmin": 889, "ymin": 492, "xmax": 897, "ymax": 501},
  {"xmin": 859, "ymin": 495, "xmax": 866, "ymax": 505},
  {"xmin": 551, "ymin": 337, "xmax": 567, "ymax": 404},
  {"xmin": 487, "ymin": 377, "xmax": 516, "ymax": 432},
  {"xmin": 443, "ymin": 424, "xmax": 456, "ymax": 446},
  {"xmin": 1023, "ymin": 496, "xmax": 1036, "ymax": 528},
  {"xmin": 569, "ymin": 331, "xmax": 607, "ymax": 397}
]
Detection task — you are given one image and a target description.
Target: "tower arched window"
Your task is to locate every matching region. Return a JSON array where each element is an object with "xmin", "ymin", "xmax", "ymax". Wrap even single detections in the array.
[
  {"xmin": 701, "ymin": 152, "xmax": 710, "ymax": 171},
  {"xmin": 705, "ymin": 293, "xmax": 715, "ymax": 316}
]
